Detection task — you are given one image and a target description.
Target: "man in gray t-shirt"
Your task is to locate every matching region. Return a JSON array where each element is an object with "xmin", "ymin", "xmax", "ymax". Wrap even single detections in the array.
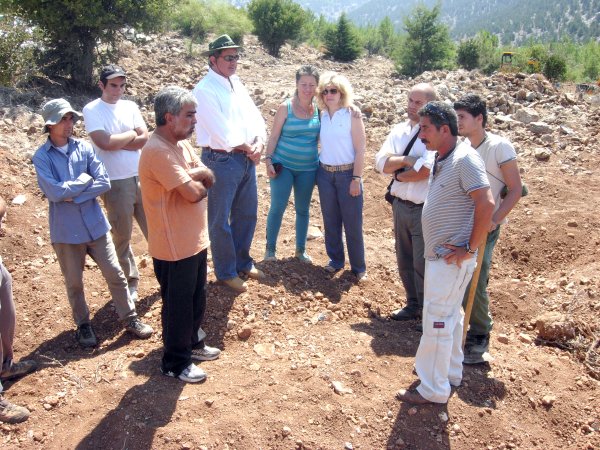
[{"xmin": 396, "ymin": 102, "xmax": 494, "ymax": 405}]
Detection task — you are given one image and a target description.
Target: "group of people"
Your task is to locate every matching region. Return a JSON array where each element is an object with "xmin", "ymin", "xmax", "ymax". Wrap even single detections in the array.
[{"xmin": 0, "ymin": 33, "xmax": 523, "ymax": 422}]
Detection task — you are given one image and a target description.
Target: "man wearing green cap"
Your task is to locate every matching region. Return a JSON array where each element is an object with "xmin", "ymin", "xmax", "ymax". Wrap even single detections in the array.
[
  {"xmin": 193, "ymin": 34, "xmax": 267, "ymax": 293},
  {"xmin": 32, "ymin": 98, "xmax": 153, "ymax": 348}
]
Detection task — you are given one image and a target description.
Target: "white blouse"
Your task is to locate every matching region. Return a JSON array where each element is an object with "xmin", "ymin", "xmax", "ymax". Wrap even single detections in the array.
[{"xmin": 319, "ymin": 108, "xmax": 355, "ymax": 165}]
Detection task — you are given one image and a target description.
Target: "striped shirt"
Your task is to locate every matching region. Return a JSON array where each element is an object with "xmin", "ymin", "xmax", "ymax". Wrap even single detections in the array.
[
  {"xmin": 272, "ymin": 99, "xmax": 319, "ymax": 171},
  {"xmin": 422, "ymin": 141, "xmax": 490, "ymax": 260}
]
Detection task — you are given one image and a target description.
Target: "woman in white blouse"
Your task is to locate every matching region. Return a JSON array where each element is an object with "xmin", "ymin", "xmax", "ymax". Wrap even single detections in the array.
[{"xmin": 316, "ymin": 72, "xmax": 367, "ymax": 282}]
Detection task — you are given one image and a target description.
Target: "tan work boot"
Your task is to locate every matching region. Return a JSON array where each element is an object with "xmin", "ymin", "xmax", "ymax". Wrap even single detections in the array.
[
  {"xmin": 0, "ymin": 395, "xmax": 30, "ymax": 424},
  {"xmin": 222, "ymin": 276, "xmax": 248, "ymax": 293}
]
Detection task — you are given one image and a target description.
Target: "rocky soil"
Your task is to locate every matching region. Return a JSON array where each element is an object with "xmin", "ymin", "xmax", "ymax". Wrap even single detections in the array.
[{"xmin": 0, "ymin": 33, "xmax": 599, "ymax": 449}]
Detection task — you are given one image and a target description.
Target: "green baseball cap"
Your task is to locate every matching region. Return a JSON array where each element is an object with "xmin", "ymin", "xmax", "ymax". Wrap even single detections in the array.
[{"xmin": 201, "ymin": 34, "xmax": 242, "ymax": 56}]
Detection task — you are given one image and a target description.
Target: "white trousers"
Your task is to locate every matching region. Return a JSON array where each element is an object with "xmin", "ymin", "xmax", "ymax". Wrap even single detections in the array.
[{"xmin": 415, "ymin": 257, "xmax": 476, "ymax": 403}]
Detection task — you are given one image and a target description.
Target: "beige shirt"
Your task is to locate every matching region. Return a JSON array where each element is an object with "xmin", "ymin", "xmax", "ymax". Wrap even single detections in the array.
[{"xmin": 139, "ymin": 134, "xmax": 209, "ymax": 261}]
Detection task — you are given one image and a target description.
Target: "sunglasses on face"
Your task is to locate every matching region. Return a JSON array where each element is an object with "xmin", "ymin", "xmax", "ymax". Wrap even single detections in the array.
[
  {"xmin": 321, "ymin": 88, "xmax": 339, "ymax": 96},
  {"xmin": 220, "ymin": 54, "xmax": 240, "ymax": 62}
]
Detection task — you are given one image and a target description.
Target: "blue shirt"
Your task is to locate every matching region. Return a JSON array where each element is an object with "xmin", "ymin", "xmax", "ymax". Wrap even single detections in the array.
[{"xmin": 32, "ymin": 137, "xmax": 111, "ymax": 244}]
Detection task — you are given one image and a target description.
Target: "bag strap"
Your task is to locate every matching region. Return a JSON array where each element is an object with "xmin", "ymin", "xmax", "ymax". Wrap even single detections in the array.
[{"xmin": 387, "ymin": 126, "xmax": 421, "ymax": 190}]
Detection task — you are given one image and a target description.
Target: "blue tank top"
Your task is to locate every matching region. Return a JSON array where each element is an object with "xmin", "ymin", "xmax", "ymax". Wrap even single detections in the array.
[{"xmin": 272, "ymin": 98, "xmax": 320, "ymax": 171}]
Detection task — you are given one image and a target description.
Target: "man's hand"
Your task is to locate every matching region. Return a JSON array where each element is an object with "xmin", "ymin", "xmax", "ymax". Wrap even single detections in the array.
[
  {"xmin": 248, "ymin": 142, "xmax": 263, "ymax": 165},
  {"xmin": 349, "ymin": 178, "xmax": 361, "ymax": 197},
  {"xmin": 188, "ymin": 167, "xmax": 215, "ymax": 189},
  {"xmin": 441, "ymin": 243, "xmax": 473, "ymax": 267}
]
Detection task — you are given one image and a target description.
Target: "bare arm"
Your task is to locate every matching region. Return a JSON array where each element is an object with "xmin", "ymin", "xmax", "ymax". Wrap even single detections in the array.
[
  {"xmin": 188, "ymin": 166, "xmax": 215, "ymax": 189},
  {"xmin": 122, "ymin": 126, "xmax": 149, "ymax": 150},
  {"xmin": 395, "ymin": 165, "xmax": 431, "ymax": 182},
  {"xmin": 349, "ymin": 115, "xmax": 366, "ymax": 196},
  {"xmin": 443, "ymin": 187, "xmax": 495, "ymax": 266},
  {"xmin": 174, "ymin": 180, "xmax": 208, "ymax": 203},
  {"xmin": 89, "ymin": 129, "xmax": 137, "ymax": 151},
  {"xmin": 491, "ymin": 160, "xmax": 522, "ymax": 228},
  {"xmin": 264, "ymin": 103, "xmax": 287, "ymax": 177}
]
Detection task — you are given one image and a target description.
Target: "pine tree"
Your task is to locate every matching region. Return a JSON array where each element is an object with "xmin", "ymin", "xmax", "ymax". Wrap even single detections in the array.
[{"xmin": 324, "ymin": 13, "xmax": 362, "ymax": 62}]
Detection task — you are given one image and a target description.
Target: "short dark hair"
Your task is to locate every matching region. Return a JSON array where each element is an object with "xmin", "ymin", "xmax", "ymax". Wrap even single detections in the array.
[
  {"xmin": 454, "ymin": 94, "xmax": 488, "ymax": 127},
  {"xmin": 418, "ymin": 101, "xmax": 458, "ymax": 136}
]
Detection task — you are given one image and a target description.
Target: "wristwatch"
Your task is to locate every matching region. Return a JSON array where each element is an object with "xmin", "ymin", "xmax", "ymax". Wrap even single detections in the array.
[{"xmin": 465, "ymin": 242, "xmax": 476, "ymax": 254}]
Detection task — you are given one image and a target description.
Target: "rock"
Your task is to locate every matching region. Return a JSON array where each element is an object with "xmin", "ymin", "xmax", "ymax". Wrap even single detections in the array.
[
  {"xmin": 534, "ymin": 311, "xmax": 576, "ymax": 340},
  {"xmin": 11, "ymin": 194, "xmax": 27, "ymax": 205},
  {"xmin": 497, "ymin": 333, "xmax": 510, "ymax": 344},
  {"xmin": 529, "ymin": 121, "xmax": 552, "ymax": 135},
  {"xmin": 541, "ymin": 395, "xmax": 556, "ymax": 407},
  {"xmin": 407, "ymin": 407, "xmax": 417, "ymax": 416},
  {"xmin": 438, "ymin": 412, "xmax": 449, "ymax": 422},
  {"xmin": 513, "ymin": 107, "xmax": 540, "ymax": 124},
  {"xmin": 226, "ymin": 319, "xmax": 237, "ymax": 330},
  {"xmin": 282, "ymin": 426, "xmax": 291, "ymax": 437},
  {"xmin": 567, "ymin": 220, "xmax": 578, "ymax": 227},
  {"xmin": 534, "ymin": 148, "xmax": 551, "ymax": 161},
  {"xmin": 518, "ymin": 333, "xmax": 534, "ymax": 344},
  {"xmin": 331, "ymin": 380, "xmax": 353, "ymax": 395},
  {"xmin": 306, "ymin": 225, "xmax": 323, "ymax": 240},
  {"xmin": 344, "ymin": 443, "xmax": 353, "ymax": 450},
  {"xmin": 237, "ymin": 325, "xmax": 252, "ymax": 340},
  {"xmin": 253, "ymin": 343, "xmax": 275, "ymax": 358}
]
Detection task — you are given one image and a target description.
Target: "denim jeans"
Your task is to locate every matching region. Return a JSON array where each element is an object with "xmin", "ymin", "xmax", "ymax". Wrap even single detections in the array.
[
  {"xmin": 393, "ymin": 198, "xmax": 425, "ymax": 313},
  {"xmin": 0, "ymin": 261, "xmax": 16, "ymax": 393},
  {"xmin": 201, "ymin": 150, "xmax": 258, "ymax": 280},
  {"xmin": 462, "ymin": 225, "xmax": 501, "ymax": 336},
  {"xmin": 154, "ymin": 250, "xmax": 208, "ymax": 377},
  {"xmin": 316, "ymin": 166, "xmax": 366, "ymax": 273},
  {"xmin": 266, "ymin": 167, "xmax": 316, "ymax": 252}
]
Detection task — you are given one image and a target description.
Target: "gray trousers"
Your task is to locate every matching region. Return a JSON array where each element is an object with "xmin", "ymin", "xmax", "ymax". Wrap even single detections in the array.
[
  {"xmin": 0, "ymin": 260, "xmax": 16, "ymax": 393},
  {"xmin": 393, "ymin": 198, "xmax": 425, "ymax": 313},
  {"xmin": 52, "ymin": 233, "xmax": 136, "ymax": 327},
  {"xmin": 102, "ymin": 176, "xmax": 148, "ymax": 290}
]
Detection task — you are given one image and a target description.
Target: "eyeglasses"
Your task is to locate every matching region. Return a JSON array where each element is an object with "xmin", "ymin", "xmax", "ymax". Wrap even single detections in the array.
[
  {"xmin": 321, "ymin": 88, "xmax": 339, "ymax": 96},
  {"xmin": 220, "ymin": 54, "xmax": 240, "ymax": 62}
]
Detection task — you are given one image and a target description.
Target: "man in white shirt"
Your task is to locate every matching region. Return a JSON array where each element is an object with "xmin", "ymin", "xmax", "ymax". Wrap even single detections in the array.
[
  {"xmin": 454, "ymin": 94, "xmax": 523, "ymax": 364},
  {"xmin": 83, "ymin": 65, "xmax": 149, "ymax": 302},
  {"xmin": 193, "ymin": 35, "xmax": 267, "ymax": 293},
  {"xmin": 375, "ymin": 83, "xmax": 436, "ymax": 328}
]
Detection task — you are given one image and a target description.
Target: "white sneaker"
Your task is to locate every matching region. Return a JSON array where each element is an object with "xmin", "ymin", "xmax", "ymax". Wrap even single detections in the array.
[
  {"xmin": 163, "ymin": 363, "xmax": 207, "ymax": 383},
  {"xmin": 191, "ymin": 345, "xmax": 221, "ymax": 361},
  {"xmin": 356, "ymin": 271, "xmax": 368, "ymax": 283}
]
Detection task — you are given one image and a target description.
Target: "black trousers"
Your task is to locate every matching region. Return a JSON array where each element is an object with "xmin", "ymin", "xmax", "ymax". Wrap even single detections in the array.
[{"xmin": 153, "ymin": 250, "xmax": 207, "ymax": 376}]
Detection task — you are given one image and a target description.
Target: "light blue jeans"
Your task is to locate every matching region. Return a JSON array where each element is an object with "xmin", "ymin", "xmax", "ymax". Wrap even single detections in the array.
[
  {"xmin": 316, "ymin": 166, "xmax": 366, "ymax": 274},
  {"xmin": 201, "ymin": 150, "xmax": 258, "ymax": 280},
  {"xmin": 266, "ymin": 167, "xmax": 316, "ymax": 252}
]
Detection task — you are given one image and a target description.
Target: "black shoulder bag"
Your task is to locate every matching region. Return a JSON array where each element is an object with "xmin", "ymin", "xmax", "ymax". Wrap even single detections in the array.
[{"xmin": 385, "ymin": 127, "xmax": 420, "ymax": 205}]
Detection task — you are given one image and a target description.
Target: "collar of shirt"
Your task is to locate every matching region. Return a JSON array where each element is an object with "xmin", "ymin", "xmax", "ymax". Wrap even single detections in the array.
[{"xmin": 207, "ymin": 67, "xmax": 240, "ymax": 91}]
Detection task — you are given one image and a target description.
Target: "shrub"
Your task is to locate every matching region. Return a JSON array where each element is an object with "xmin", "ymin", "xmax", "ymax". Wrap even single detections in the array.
[
  {"xmin": 457, "ymin": 38, "xmax": 480, "ymax": 70},
  {"xmin": 543, "ymin": 54, "xmax": 567, "ymax": 81},
  {"xmin": 0, "ymin": 14, "xmax": 39, "ymax": 87},
  {"xmin": 324, "ymin": 13, "xmax": 362, "ymax": 62}
]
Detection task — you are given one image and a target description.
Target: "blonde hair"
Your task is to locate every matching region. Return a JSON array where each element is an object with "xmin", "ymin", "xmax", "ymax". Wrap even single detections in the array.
[{"xmin": 316, "ymin": 71, "xmax": 354, "ymax": 111}]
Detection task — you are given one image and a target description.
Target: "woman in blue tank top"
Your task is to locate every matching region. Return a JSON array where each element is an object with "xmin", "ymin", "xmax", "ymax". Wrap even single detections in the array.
[{"xmin": 263, "ymin": 65, "xmax": 320, "ymax": 263}]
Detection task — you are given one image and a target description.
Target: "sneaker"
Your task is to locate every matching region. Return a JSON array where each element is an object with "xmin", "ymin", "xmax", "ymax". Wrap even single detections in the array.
[
  {"xmin": 76, "ymin": 323, "xmax": 97, "ymax": 348},
  {"xmin": 0, "ymin": 396, "xmax": 30, "ymax": 424},
  {"xmin": 323, "ymin": 264, "xmax": 341, "ymax": 273},
  {"xmin": 191, "ymin": 345, "xmax": 221, "ymax": 361},
  {"xmin": 222, "ymin": 276, "xmax": 248, "ymax": 293},
  {"xmin": 163, "ymin": 363, "xmax": 207, "ymax": 383},
  {"xmin": 356, "ymin": 271, "xmax": 368, "ymax": 283},
  {"xmin": 125, "ymin": 317, "xmax": 154, "ymax": 339},
  {"xmin": 264, "ymin": 249, "xmax": 277, "ymax": 262},
  {"xmin": 463, "ymin": 334, "xmax": 490, "ymax": 365},
  {"xmin": 295, "ymin": 250, "xmax": 312, "ymax": 264},
  {"xmin": 241, "ymin": 266, "xmax": 265, "ymax": 280},
  {"xmin": 0, "ymin": 360, "xmax": 38, "ymax": 381},
  {"xmin": 390, "ymin": 307, "xmax": 420, "ymax": 321}
]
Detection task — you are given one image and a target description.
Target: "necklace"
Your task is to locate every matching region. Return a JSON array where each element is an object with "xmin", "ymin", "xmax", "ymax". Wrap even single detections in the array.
[{"xmin": 294, "ymin": 95, "xmax": 312, "ymax": 118}]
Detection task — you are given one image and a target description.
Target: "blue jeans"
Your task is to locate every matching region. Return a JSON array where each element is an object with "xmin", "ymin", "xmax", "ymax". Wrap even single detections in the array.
[
  {"xmin": 201, "ymin": 150, "xmax": 258, "ymax": 280},
  {"xmin": 316, "ymin": 166, "xmax": 366, "ymax": 273},
  {"xmin": 462, "ymin": 225, "xmax": 501, "ymax": 336},
  {"xmin": 266, "ymin": 167, "xmax": 316, "ymax": 252}
]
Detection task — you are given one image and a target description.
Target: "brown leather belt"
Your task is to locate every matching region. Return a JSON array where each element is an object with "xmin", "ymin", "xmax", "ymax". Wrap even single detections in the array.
[
  {"xmin": 319, "ymin": 162, "xmax": 354, "ymax": 172},
  {"xmin": 202, "ymin": 146, "xmax": 246, "ymax": 154},
  {"xmin": 394, "ymin": 197, "xmax": 423, "ymax": 207}
]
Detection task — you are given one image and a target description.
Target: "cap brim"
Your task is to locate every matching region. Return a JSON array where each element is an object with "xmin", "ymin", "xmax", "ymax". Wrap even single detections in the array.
[
  {"xmin": 43, "ymin": 108, "xmax": 83, "ymax": 132},
  {"xmin": 104, "ymin": 73, "xmax": 127, "ymax": 80},
  {"xmin": 201, "ymin": 44, "xmax": 242, "ymax": 57}
]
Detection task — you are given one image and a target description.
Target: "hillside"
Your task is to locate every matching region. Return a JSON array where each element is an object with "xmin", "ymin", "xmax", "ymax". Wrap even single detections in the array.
[{"xmin": 0, "ymin": 33, "xmax": 599, "ymax": 449}]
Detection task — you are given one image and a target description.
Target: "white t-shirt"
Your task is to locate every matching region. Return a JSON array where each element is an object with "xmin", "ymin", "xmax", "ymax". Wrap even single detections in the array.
[
  {"xmin": 319, "ymin": 108, "xmax": 355, "ymax": 165},
  {"xmin": 83, "ymin": 98, "xmax": 146, "ymax": 180}
]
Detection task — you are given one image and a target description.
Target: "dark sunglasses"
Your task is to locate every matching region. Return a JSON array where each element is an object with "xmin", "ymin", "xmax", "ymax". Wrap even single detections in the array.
[
  {"xmin": 321, "ymin": 88, "xmax": 339, "ymax": 96},
  {"xmin": 221, "ymin": 54, "xmax": 240, "ymax": 62}
]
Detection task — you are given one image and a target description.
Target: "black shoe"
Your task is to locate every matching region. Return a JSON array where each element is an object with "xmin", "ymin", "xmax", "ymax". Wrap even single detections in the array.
[
  {"xmin": 76, "ymin": 323, "xmax": 97, "ymax": 348},
  {"xmin": 390, "ymin": 307, "xmax": 420, "ymax": 321},
  {"xmin": 414, "ymin": 320, "xmax": 423, "ymax": 332},
  {"xmin": 463, "ymin": 334, "xmax": 490, "ymax": 365}
]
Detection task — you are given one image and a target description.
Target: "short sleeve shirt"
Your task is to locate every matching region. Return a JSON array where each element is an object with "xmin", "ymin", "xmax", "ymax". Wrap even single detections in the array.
[{"xmin": 139, "ymin": 134, "xmax": 209, "ymax": 261}]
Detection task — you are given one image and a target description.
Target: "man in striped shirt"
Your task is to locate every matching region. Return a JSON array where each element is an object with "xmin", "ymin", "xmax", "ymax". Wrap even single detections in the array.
[{"xmin": 396, "ymin": 101, "xmax": 494, "ymax": 405}]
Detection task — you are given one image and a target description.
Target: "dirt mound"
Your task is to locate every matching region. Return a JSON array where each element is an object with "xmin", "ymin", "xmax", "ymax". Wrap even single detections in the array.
[{"xmin": 0, "ymin": 33, "xmax": 599, "ymax": 449}]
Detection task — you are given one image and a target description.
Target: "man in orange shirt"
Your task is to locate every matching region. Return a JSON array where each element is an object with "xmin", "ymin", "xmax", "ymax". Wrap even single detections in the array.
[{"xmin": 139, "ymin": 86, "xmax": 220, "ymax": 383}]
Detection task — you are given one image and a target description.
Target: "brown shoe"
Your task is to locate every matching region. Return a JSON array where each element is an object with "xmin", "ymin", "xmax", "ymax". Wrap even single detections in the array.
[
  {"xmin": 222, "ymin": 276, "xmax": 248, "ymax": 292},
  {"xmin": 241, "ymin": 266, "xmax": 265, "ymax": 280},
  {"xmin": 0, "ymin": 395, "xmax": 30, "ymax": 424},
  {"xmin": 395, "ymin": 389, "xmax": 436, "ymax": 405},
  {"xmin": 0, "ymin": 359, "xmax": 38, "ymax": 381}
]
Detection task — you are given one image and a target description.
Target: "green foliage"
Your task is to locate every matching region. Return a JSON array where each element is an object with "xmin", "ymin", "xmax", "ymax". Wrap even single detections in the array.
[
  {"xmin": 172, "ymin": 0, "xmax": 251, "ymax": 49},
  {"xmin": 396, "ymin": 4, "xmax": 454, "ymax": 77},
  {"xmin": 0, "ymin": 14, "xmax": 39, "ymax": 87},
  {"xmin": 1, "ymin": 0, "xmax": 171, "ymax": 86},
  {"xmin": 247, "ymin": 0, "xmax": 307, "ymax": 57},
  {"xmin": 324, "ymin": 13, "xmax": 362, "ymax": 62},
  {"xmin": 543, "ymin": 54, "xmax": 567, "ymax": 81},
  {"xmin": 457, "ymin": 39, "xmax": 479, "ymax": 70}
]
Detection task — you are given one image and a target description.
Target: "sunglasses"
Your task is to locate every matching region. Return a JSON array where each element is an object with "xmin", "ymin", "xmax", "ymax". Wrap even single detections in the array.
[
  {"xmin": 321, "ymin": 88, "xmax": 339, "ymax": 96},
  {"xmin": 220, "ymin": 54, "xmax": 240, "ymax": 62}
]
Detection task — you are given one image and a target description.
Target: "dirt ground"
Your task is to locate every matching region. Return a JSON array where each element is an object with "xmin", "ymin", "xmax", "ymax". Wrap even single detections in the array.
[{"xmin": 0, "ymin": 34, "xmax": 599, "ymax": 449}]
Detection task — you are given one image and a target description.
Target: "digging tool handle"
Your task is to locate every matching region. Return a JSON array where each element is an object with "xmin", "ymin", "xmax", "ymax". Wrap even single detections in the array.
[{"xmin": 462, "ymin": 242, "xmax": 486, "ymax": 347}]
